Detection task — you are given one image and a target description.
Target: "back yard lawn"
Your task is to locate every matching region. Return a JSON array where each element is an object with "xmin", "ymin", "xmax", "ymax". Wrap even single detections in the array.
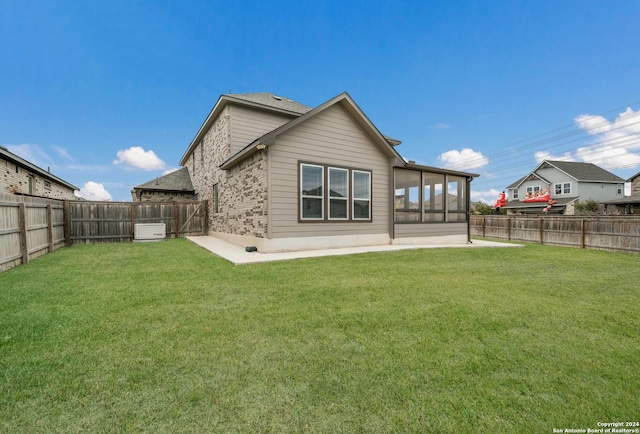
[{"xmin": 1, "ymin": 239, "xmax": 638, "ymax": 433}]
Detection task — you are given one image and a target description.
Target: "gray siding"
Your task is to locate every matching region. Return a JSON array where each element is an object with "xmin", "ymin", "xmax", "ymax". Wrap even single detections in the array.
[
  {"xmin": 229, "ymin": 105, "xmax": 295, "ymax": 155},
  {"xmin": 268, "ymin": 104, "xmax": 391, "ymax": 239}
]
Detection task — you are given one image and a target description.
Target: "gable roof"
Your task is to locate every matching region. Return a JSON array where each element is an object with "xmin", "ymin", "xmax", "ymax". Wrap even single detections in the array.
[
  {"xmin": 537, "ymin": 160, "xmax": 625, "ymax": 183},
  {"xmin": 133, "ymin": 167, "xmax": 193, "ymax": 192},
  {"xmin": 512, "ymin": 172, "xmax": 551, "ymax": 188},
  {"xmin": 220, "ymin": 92, "xmax": 406, "ymax": 170},
  {"xmin": 179, "ymin": 93, "xmax": 310, "ymax": 166},
  {"xmin": 0, "ymin": 145, "xmax": 78, "ymax": 191},
  {"xmin": 508, "ymin": 160, "xmax": 625, "ymax": 190}
]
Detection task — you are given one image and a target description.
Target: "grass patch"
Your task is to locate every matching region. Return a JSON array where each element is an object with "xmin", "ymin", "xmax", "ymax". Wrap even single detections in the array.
[{"xmin": 1, "ymin": 239, "xmax": 638, "ymax": 432}]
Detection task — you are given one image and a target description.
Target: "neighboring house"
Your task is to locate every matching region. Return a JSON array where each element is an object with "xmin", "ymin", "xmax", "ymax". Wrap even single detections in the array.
[
  {"xmin": 502, "ymin": 160, "xmax": 625, "ymax": 215},
  {"xmin": 168, "ymin": 91, "xmax": 477, "ymax": 252},
  {"xmin": 1, "ymin": 145, "xmax": 77, "ymax": 200},
  {"xmin": 602, "ymin": 171, "xmax": 640, "ymax": 215},
  {"xmin": 131, "ymin": 167, "xmax": 195, "ymax": 202}
]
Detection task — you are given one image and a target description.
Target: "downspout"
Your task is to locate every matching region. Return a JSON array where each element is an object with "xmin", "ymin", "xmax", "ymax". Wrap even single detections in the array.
[
  {"xmin": 389, "ymin": 163, "xmax": 395, "ymax": 243},
  {"xmin": 467, "ymin": 177, "xmax": 472, "ymax": 243}
]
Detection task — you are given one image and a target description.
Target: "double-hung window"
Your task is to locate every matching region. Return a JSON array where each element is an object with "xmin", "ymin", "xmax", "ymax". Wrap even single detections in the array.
[
  {"xmin": 353, "ymin": 170, "xmax": 371, "ymax": 220},
  {"xmin": 301, "ymin": 164, "xmax": 324, "ymax": 219},
  {"xmin": 329, "ymin": 167, "xmax": 349, "ymax": 219},
  {"xmin": 300, "ymin": 163, "xmax": 371, "ymax": 222},
  {"xmin": 554, "ymin": 182, "xmax": 571, "ymax": 195}
]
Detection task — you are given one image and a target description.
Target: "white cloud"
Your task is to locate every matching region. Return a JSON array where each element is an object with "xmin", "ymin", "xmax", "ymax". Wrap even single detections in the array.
[
  {"xmin": 573, "ymin": 107, "xmax": 640, "ymax": 170},
  {"xmin": 77, "ymin": 181, "xmax": 113, "ymax": 201},
  {"xmin": 52, "ymin": 145, "xmax": 74, "ymax": 162},
  {"xmin": 435, "ymin": 122, "xmax": 451, "ymax": 130},
  {"xmin": 113, "ymin": 146, "xmax": 167, "ymax": 171},
  {"xmin": 437, "ymin": 148, "xmax": 489, "ymax": 170}
]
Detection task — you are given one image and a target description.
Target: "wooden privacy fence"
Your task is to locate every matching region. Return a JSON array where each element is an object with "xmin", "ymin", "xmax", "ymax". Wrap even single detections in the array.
[
  {"xmin": 471, "ymin": 215, "xmax": 640, "ymax": 253},
  {"xmin": 67, "ymin": 200, "xmax": 207, "ymax": 244},
  {"xmin": 0, "ymin": 195, "xmax": 207, "ymax": 273},
  {"xmin": 0, "ymin": 193, "xmax": 66, "ymax": 273}
]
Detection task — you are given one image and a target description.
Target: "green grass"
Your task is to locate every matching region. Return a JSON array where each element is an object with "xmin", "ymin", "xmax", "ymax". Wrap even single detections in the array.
[{"xmin": 1, "ymin": 239, "xmax": 638, "ymax": 433}]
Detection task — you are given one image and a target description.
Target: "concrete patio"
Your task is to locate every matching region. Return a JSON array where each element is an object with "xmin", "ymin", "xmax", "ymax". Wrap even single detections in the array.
[{"xmin": 186, "ymin": 236, "xmax": 522, "ymax": 265}]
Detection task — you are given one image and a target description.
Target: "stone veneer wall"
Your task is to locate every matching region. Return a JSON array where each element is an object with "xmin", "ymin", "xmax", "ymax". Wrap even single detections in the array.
[
  {"xmin": 631, "ymin": 175, "xmax": 640, "ymax": 196},
  {"xmin": 186, "ymin": 106, "xmax": 268, "ymax": 239},
  {"xmin": 223, "ymin": 152, "xmax": 268, "ymax": 238},
  {"xmin": 1, "ymin": 157, "xmax": 76, "ymax": 199},
  {"xmin": 135, "ymin": 191, "xmax": 196, "ymax": 202}
]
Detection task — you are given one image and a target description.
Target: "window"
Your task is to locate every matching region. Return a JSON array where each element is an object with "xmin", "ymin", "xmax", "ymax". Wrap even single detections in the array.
[
  {"xmin": 447, "ymin": 176, "xmax": 467, "ymax": 222},
  {"xmin": 301, "ymin": 164, "xmax": 324, "ymax": 220},
  {"xmin": 394, "ymin": 169, "xmax": 469, "ymax": 224},
  {"xmin": 212, "ymin": 184, "xmax": 219, "ymax": 213},
  {"xmin": 618, "ymin": 184, "xmax": 623, "ymax": 195},
  {"xmin": 329, "ymin": 167, "xmax": 348, "ymax": 219},
  {"xmin": 44, "ymin": 181, "xmax": 51, "ymax": 190},
  {"xmin": 423, "ymin": 172, "xmax": 444, "ymax": 222},
  {"xmin": 511, "ymin": 189, "xmax": 519, "ymax": 200},
  {"xmin": 353, "ymin": 170, "xmax": 371, "ymax": 219},
  {"xmin": 526, "ymin": 186, "xmax": 541, "ymax": 198},
  {"xmin": 300, "ymin": 163, "xmax": 371, "ymax": 222},
  {"xmin": 395, "ymin": 169, "xmax": 421, "ymax": 222},
  {"xmin": 556, "ymin": 183, "xmax": 571, "ymax": 195}
]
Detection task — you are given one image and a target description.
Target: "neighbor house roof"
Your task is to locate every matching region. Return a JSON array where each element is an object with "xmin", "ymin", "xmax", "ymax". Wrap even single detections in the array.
[
  {"xmin": 601, "ymin": 194, "xmax": 640, "ymax": 205},
  {"xmin": 220, "ymin": 92, "xmax": 407, "ymax": 170},
  {"xmin": 507, "ymin": 160, "xmax": 625, "ymax": 190},
  {"xmin": 133, "ymin": 167, "xmax": 193, "ymax": 193},
  {"xmin": 537, "ymin": 160, "xmax": 625, "ymax": 183},
  {"xmin": 0, "ymin": 145, "xmax": 78, "ymax": 191}
]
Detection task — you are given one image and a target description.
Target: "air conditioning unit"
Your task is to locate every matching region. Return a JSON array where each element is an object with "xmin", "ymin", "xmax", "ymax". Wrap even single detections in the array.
[{"xmin": 134, "ymin": 223, "xmax": 166, "ymax": 241}]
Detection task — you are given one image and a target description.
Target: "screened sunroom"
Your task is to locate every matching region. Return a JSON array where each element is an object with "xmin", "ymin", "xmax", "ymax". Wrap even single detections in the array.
[{"xmin": 393, "ymin": 165, "xmax": 477, "ymax": 244}]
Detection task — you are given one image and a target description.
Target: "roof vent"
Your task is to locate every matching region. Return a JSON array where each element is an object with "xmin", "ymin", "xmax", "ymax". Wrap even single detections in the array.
[{"xmin": 272, "ymin": 95, "xmax": 282, "ymax": 101}]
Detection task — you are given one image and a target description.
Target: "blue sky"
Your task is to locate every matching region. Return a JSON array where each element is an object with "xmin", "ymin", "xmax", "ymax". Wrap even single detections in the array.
[{"xmin": 3, "ymin": 0, "xmax": 640, "ymax": 202}]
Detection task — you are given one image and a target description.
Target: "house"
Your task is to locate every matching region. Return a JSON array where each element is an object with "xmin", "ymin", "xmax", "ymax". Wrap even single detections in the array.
[
  {"xmin": 1, "ymin": 145, "xmax": 77, "ymax": 200},
  {"xmin": 172, "ymin": 91, "xmax": 477, "ymax": 252},
  {"xmin": 501, "ymin": 160, "xmax": 625, "ymax": 215},
  {"xmin": 601, "ymin": 171, "xmax": 640, "ymax": 215},
  {"xmin": 131, "ymin": 167, "xmax": 195, "ymax": 202}
]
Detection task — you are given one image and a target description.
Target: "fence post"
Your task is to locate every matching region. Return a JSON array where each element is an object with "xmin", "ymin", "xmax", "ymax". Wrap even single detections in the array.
[
  {"xmin": 130, "ymin": 202, "xmax": 135, "ymax": 241},
  {"xmin": 482, "ymin": 216, "xmax": 486, "ymax": 238},
  {"xmin": 18, "ymin": 203, "xmax": 29, "ymax": 264},
  {"xmin": 539, "ymin": 217, "xmax": 544, "ymax": 244},
  {"xmin": 174, "ymin": 202, "xmax": 179, "ymax": 238},
  {"xmin": 63, "ymin": 200, "xmax": 71, "ymax": 246},
  {"xmin": 46, "ymin": 204, "xmax": 54, "ymax": 252},
  {"xmin": 581, "ymin": 218, "xmax": 585, "ymax": 249},
  {"xmin": 507, "ymin": 217, "xmax": 511, "ymax": 241}
]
